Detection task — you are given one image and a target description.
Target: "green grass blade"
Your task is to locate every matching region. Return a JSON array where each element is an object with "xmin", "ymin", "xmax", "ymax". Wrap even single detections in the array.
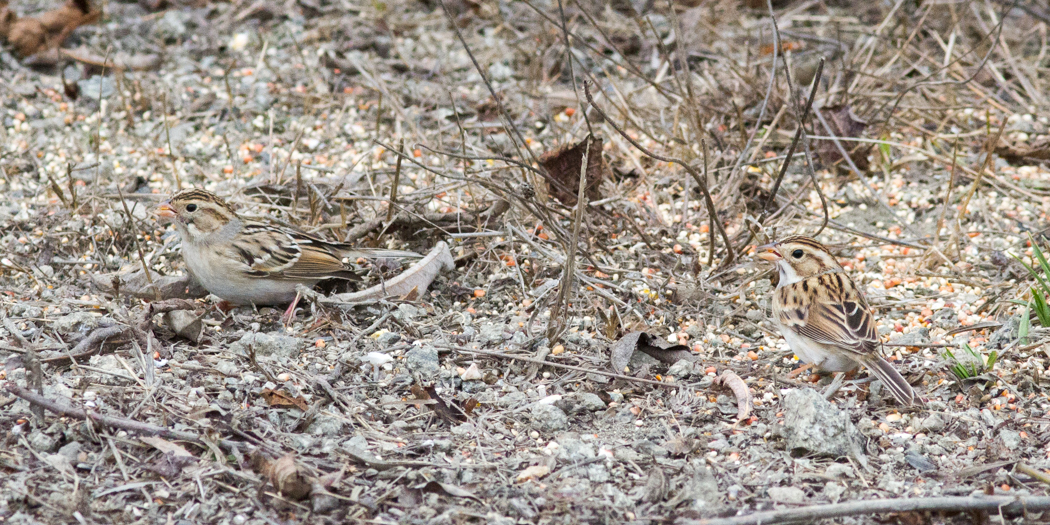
[
  {"xmin": 1029, "ymin": 233, "xmax": 1050, "ymax": 276},
  {"xmin": 1010, "ymin": 253, "xmax": 1050, "ymax": 299},
  {"xmin": 1033, "ymin": 289, "xmax": 1050, "ymax": 327},
  {"xmin": 1019, "ymin": 302, "xmax": 1031, "ymax": 343}
]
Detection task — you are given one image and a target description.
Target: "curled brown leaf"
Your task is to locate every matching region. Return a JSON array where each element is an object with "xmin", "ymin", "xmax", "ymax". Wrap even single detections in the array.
[{"xmin": 714, "ymin": 370, "xmax": 753, "ymax": 421}]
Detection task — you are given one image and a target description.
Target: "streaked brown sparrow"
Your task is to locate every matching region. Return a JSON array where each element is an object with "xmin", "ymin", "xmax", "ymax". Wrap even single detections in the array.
[
  {"xmin": 155, "ymin": 188, "xmax": 417, "ymax": 314},
  {"xmin": 757, "ymin": 236, "xmax": 919, "ymax": 406}
]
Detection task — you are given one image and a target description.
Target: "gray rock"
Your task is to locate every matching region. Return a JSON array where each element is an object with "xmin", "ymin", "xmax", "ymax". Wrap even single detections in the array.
[
  {"xmin": 406, "ymin": 345, "xmax": 440, "ymax": 375},
  {"xmin": 916, "ymin": 414, "xmax": 946, "ymax": 433},
  {"xmin": 825, "ymin": 464, "xmax": 854, "ymax": 479},
  {"xmin": 555, "ymin": 437, "xmax": 596, "ymax": 462},
  {"xmin": 888, "ymin": 327, "xmax": 929, "ymax": 346},
  {"xmin": 230, "ymin": 333, "xmax": 300, "ymax": 361},
  {"xmin": 780, "ymin": 389, "xmax": 864, "ymax": 461},
  {"xmin": 478, "ymin": 323, "xmax": 505, "ymax": 345},
  {"xmin": 823, "ymin": 482, "xmax": 847, "ymax": 503},
  {"xmin": 668, "ymin": 461, "xmax": 723, "ymax": 516},
  {"xmin": 376, "ymin": 331, "xmax": 401, "ymax": 346},
  {"xmin": 1000, "ymin": 429, "xmax": 1022, "ymax": 449},
  {"xmin": 989, "ymin": 316, "xmax": 1019, "ymax": 349},
  {"xmin": 905, "ymin": 450, "xmax": 937, "ymax": 472},
  {"xmin": 667, "ymin": 359, "xmax": 695, "ymax": 379},
  {"xmin": 394, "ymin": 304, "xmax": 423, "ymax": 321},
  {"xmin": 498, "ymin": 390, "xmax": 529, "ymax": 407},
  {"xmin": 980, "ymin": 408, "xmax": 1000, "ymax": 427},
  {"xmin": 932, "ymin": 308, "xmax": 957, "ymax": 328},
  {"xmin": 163, "ymin": 310, "xmax": 202, "ymax": 343},
  {"xmin": 77, "ymin": 76, "xmax": 116, "ymax": 101},
  {"xmin": 573, "ymin": 392, "xmax": 606, "ymax": 412},
  {"xmin": 29, "ymin": 431, "xmax": 57, "ymax": 452},
  {"xmin": 342, "ymin": 435, "xmax": 369, "ymax": 455},
  {"xmin": 57, "ymin": 441, "xmax": 82, "ymax": 461},
  {"xmin": 52, "ymin": 312, "xmax": 100, "ymax": 334},
  {"xmin": 530, "ymin": 404, "xmax": 568, "ymax": 431},
  {"xmin": 306, "ymin": 415, "xmax": 344, "ymax": 437},
  {"xmin": 768, "ymin": 486, "xmax": 806, "ymax": 504}
]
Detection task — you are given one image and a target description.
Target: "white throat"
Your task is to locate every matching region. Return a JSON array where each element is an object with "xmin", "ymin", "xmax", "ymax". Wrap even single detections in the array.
[{"xmin": 776, "ymin": 262, "xmax": 804, "ymax": 286}]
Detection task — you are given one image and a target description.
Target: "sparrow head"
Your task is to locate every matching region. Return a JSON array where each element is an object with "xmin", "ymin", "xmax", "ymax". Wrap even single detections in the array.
[
  {"xmin": 155, "ymin": 188, "xmax": 238, "ymax": 242},
  {"xmin": 756, "ymin": 236, "xmax": 843, "ymax": 286}
]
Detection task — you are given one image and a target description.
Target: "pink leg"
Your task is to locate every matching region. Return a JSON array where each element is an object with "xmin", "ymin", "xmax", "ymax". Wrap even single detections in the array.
[{"xmin": 281, "ymin": 291, "xmax": 302, "ymax": 324}]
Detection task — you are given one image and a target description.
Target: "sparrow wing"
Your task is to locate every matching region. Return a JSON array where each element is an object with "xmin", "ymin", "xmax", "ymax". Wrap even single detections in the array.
[
  {"xmin": 225, "ymin": 223, "xmax": 304, "ymax": 276},
  {"xmin": 777, "ymin": 273, "xmax": 880, "ymax": 357},
  {"xmin": 227, "ymin": 222, "xmax": 415, "ymax": 280}
]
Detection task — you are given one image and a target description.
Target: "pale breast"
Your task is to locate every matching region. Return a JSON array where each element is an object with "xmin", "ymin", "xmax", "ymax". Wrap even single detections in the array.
[{"xmin": 181, "ymin": 242, "xmax": 311, "ymax": 305}]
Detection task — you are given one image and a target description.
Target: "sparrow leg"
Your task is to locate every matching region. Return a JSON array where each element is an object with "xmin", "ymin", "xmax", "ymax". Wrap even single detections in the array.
[
  {"xmin": 787, "ymin": 362, "xmax": 814, "ymax": 378},
  {"xmin": 281, "ymin": 291, "xmax": 302, "ymax": 325}
]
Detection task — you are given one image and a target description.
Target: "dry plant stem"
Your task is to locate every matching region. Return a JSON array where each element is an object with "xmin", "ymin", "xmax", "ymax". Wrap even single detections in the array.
[
  {"xmin": 685, "ymin": 495, "xmax": 1050, "ymax": 525},
  {"xmin": 386, "ymin": 138, "xmax": 404, "ymax": 224},
  {"xmin": 813, "ymin": 108, "xmax": 921, "ymax": 241},
  {"xmin": 583, "ymin": 83, "xmax": 734, "ymax": 266},
  {"xmin": 45, "ymin": 325, "xmax": 128, "ymax": 364},
  {"xmin": 3, "ymin": 383, "xmax": 244, "ymax": 452},
  {"xmin": 800, "ymin": 134, "xmax": 829, "ymax": 236},
  {"xmin": 761, "ymin": 58, "xmax": 824, "ymax": 216},
  {"xmin": 438, "ymin": 0, "xmax": 537, "ymax": 174},
  {"xmin": 870, "ymin": 1, "xmax": 1007, "ymax": 138},
  {"xmin": 934, "ymin": 141, "xmax": 960, "ymax": 253},
  {"xmin": 958, "ymin": 118, "xmax": 1007, "ymax": 226},
  {"xmin": 554, "ymin": 0, "xmax": 592, "ymax": 137},
  {"xmin": 161, "ymin": 93, "xmax": 180, "ymax": 190},
  {"xmin": 1016, "ymin": 463, "xmax": 1050, "ymax": 485},
  {"xmin": 724, "ymin": 3, "xmax": 781, "ymax": 188},
  {"xmin": 547, "ymin": 142, "xmax": 590, "ymax": 342},
  {"xmin": 443, "ymin": 346, "xmax": 677, "ymax": 389}
]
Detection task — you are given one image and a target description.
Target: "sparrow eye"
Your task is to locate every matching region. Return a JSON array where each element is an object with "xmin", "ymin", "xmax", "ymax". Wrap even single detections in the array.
[
  {"xmin": 792, "ymin": 249, "xmax": 804, "ymax": 259},
  {"xmin": 185, "ymin": 203, "xmax": 198, "ymax": 212}
]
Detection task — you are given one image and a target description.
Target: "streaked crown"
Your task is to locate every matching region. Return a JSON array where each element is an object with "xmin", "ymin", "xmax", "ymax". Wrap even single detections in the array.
[
  {"xmin": 757, "ymin": 236, "xmax": 843, "ymax": 286},
  {"xmin": 156, "ymin": 188, "xmax": 239, "ymax": 241}
]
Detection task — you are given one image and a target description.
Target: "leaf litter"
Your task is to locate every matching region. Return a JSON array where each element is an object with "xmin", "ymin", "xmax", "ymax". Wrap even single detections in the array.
[{"xmin": 2, "ymin": 0, "xmax": 1050, "ymax": 523}]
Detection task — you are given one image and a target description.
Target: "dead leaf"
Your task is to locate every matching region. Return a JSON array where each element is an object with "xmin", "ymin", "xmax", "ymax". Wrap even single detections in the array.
[
  {"xmin": 327, "ymin": 242, "xmax": 453, "ymax": 303},
  {"xmin": 516, "ymin": 465, "xmax": 550, "ymax": 482},
  {"xmin": 142, "ymin": 452, "xmax": 197, "ymax": 478},
  {"xmin": 642, "ymin": 467, "xmax": 668, "ymax": 502},
  {"xmin": 162, "ymin": 310, "xmax": 202, "ymax": 343},
  {"xmin": 661, "ymin": 436, "xmax": 697, "ymax": 456},
  {"xmin": 420, "ymin": 481, "xmax": 480, "ymax": 501},
  {"xmin": 609, "ymin": 331, "xmax": 694, "ymax": 374},
  {"xmin": 411, "ymin": 384, "xmax": 467, "ymax": 423},
  {"xmin": 260, "ymin": 389, "xmax": 310, "ymax": 412},
  {"xmin": 539, "ymin": 136, "xmax": 605, "ymax": 206},
  {"xmin": 141, "ymin": 436, "xmax": 194, "ymax": 457},
  {"xmin": 253, "ymin": 453, "xmax": 312, "ymax": 501},
  {"xmin": 815, "ymin": 105, "xmax": 871, "ymax": 171},
  {"xmin": 461, "ymin": 398, "xmax": 478, "ymax": 416},
  {"xmin": 0, "ymin": 0, "xmax": 99, "ymax": 58},
  {"xmin": 713, "ymin": 370, "xmax": 753, "ymax": 421},
  {"xmin": 993, "ymin": 134, "xmax": 1050, "ymax": 164}
]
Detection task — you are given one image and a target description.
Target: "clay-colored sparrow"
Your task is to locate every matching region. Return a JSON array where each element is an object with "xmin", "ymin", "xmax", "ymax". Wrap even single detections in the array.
[
  {"xmin": 757, "ymin": 236, "xmax": 919, "ymax": 406},
  {"xmin": 155, "ymin": 188, "xmax": 417, "ymax": 311}
]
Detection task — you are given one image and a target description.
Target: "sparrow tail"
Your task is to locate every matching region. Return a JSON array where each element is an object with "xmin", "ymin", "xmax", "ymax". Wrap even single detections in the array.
[
  {"xmin": 859, "ymin": 354, "xmax": 919, "ymax": 407},
  {"xmin": 339, "ymin": 247, "xmax": 422, "ymax": 260}
]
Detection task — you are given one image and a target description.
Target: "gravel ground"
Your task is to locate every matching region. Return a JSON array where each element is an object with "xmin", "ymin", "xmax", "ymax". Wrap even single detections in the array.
[{"xmin": 2, "ymin": 0, "xmax": 1050, "ymax": 523}]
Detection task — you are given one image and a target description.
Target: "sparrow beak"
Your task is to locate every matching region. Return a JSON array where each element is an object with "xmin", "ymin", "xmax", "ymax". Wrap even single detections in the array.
[
  {"xmin": 155, "ymin": 202, "xmax": 176, "ymax": 220},
  {"xmin": 755, "ymin": 243, "xmax": 781, "ymax": 261}
]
